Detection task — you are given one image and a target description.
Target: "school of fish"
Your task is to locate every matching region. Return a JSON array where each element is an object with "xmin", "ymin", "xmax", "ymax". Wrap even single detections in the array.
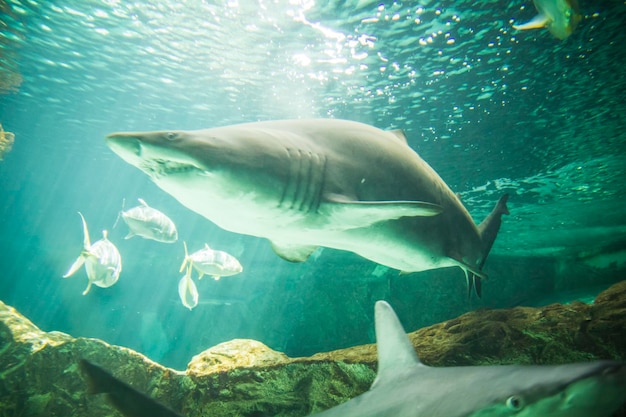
[{"xmin": 63, "ymin": 199, "xmax": 243, "ymax": 309}]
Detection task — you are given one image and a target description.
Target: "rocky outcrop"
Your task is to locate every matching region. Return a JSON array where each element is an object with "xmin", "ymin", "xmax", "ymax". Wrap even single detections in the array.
[{"xmin": 1, "ymin": 280, "xmax": 625, "ymax": 417}]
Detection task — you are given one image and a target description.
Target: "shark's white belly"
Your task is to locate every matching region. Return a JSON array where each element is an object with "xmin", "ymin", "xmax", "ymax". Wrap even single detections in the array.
[{"xmin": 164, "ymin": 181, "xmax": 455, "ymax": 273}]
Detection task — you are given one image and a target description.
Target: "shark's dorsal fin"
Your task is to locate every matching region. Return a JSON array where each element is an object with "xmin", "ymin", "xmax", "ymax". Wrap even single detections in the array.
[
  {"xmin": 388, "ymin": 129, "xmax": 408, "ymax": 144},
  {"xmin": 138, "ymin": 198, "xmax": 149, "ymax": 207},
  {"xmin": 372, "ymin": 301, "xmax": 423, "ymax": 387}
]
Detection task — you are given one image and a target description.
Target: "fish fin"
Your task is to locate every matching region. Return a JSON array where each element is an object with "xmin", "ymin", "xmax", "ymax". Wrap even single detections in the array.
[
  {"xmin": 178, "ymin": 272, "xmax": 198, "ymax": 310},
  {"xmin": 138, "ymin": 198, "xmax": 149, "ymax": 207},
  {"xmin": 82, "ymin": 280, "xmax": 93, "ymax": 296},
  {"xmin": 270, "ymin": 241, "xmax": 318, "ymax": 262},
  {"xmin": 325, "ymin": 194, "xmax": 442, "ymax": 229},
  {"xmin": 372, "ymin": 301, "xmax": 423, "ymax": 388},
  {"xmin": 63, "ymin": 255, "xmax": 86, "ymax": 278},
  {"xmin": 124, "ymin": 231, "xmax": 135, "ymax": 240},
  {"xmin": 78, "ymin": 212, "xmax": 91, "ymax": 248},
  {"xmin": 204, "ymin": 243, "xmax": 211, "ymax": 250},
  {"xmin": 197, "ymin": 271, "xmax": 205, "ymax": 280},
  {"xmin": 179, "ymin": 241, "xmax": 190, "ymax": 273},
  {"xmin": 513, "ymin": 13, "xmax": 551, "ymax": 30},
  {"xmin": 388, "ymin": 129, "xmax": 408, "ymax": 144},
  {"xmin": 212, "ymin": 275, "xmax": 221, "ymax": 281}
]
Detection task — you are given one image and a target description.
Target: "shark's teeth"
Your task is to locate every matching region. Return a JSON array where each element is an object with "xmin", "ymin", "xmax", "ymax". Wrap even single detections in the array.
[{"xmin": 140, "ymin": 159, "xmax": 200, "ymax": 179}]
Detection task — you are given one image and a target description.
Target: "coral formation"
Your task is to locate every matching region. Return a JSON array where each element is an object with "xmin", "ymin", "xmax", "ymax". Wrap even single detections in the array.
[{"xmin": 1, "ymin": 280, "xmax": 625, "ymax": 417}]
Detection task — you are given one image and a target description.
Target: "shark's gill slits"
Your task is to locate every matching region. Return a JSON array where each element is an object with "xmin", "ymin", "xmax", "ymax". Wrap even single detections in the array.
[
  {"xmin": 279, "ymin": 148, "xmax": 301, "ymax": 210},
  {"xmin": 300, "ymin": 152, "xmax": 326, "ymax": 213},
  {"xmin": 280, "ymin": 148, "xmax": 327, "ymax": 214}
]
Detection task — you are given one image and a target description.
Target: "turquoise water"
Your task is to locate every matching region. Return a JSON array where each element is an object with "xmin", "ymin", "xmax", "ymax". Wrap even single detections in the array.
[{"xmin": 0, "ymin": 0, "xmax": 625, "ymax": 370}]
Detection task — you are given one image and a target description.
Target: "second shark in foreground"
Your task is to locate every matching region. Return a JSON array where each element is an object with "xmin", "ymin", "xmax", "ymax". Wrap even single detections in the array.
[
  {"xmin": 105, "ymin": 119, "xmax": 509, "ymax": 296},
  {"xmin": 80, "ymin": 301, "xmax": 626, "ymax": 417}
]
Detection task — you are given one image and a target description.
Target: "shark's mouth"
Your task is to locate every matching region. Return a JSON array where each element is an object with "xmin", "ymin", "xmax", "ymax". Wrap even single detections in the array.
[{"xmin": 139, "ymin": 159, "xmax": 204, "ymax": 180}]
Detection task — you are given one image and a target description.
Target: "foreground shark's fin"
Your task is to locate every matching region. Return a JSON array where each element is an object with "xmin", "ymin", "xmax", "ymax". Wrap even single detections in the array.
[
  {"xmin": 124, "ymin": 231, "xmax": 135, "ymax": 240},
  {"xmin": 325, "ymin": 194, "xmax": 443, "ymax": 229},
  {"xmin": 79, "ymin": 359, "xmax": 185, "ymax": 417},
  {"xmin": 138, "ymin": 198, "xmax": 149, "ymax": 207},
  {"xmin": 388, "ymin": 129, "xmax": 408, "ymax": 144},
  {"xmin": 270, "ymin": 241, "xmax": 319, "ymax": 262},
  {"xmin": 513, "ymin": 13, "xmax": 550, "ymax": 30},
  {"xmin": 372, "ymin": 301, "xmax": 422, "ymax": 388}
]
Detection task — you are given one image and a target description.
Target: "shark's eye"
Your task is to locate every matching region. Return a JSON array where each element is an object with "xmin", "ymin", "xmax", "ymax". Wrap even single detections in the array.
[
  {"xmin": 506, "ymin": 396, "xmax": 524, "ymax": 410},
  {"xmin": 165, "ymin": 132, "xmax": 179, "ymax": 141}
]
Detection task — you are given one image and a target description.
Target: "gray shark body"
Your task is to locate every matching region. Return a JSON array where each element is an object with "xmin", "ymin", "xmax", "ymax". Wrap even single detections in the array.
[
  {"xmin": 106, "ymin": 119, "xmax": 509, "ymax": 295},
  {"xmin": 80, "ymin": 300, "xmax": 626, "ymax": 417}
]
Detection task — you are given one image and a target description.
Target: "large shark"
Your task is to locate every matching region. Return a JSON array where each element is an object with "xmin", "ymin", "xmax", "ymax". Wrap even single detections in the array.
[
  {"xmin": 105, "ymin": 119, "xmax": 509, "ymax": 296},
  {"xmin": 80, "ymin": 300, "xmax": 626, "ymax": 417}
]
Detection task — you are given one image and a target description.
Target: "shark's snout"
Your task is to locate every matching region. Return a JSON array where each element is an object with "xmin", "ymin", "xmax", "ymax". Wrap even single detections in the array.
[{"xmin": 105, "ymin": 133, "xmax": 142, "ymax": 158}]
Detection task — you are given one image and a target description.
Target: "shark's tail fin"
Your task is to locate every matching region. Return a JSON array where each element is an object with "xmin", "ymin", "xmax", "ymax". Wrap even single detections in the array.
[
  {"xmin": 469, "ymin": 194, "xmax": 509, "ymax": 297},
  {"xmin": 478, "ymin": 194, "xmax": 509, "ymax": 260}
]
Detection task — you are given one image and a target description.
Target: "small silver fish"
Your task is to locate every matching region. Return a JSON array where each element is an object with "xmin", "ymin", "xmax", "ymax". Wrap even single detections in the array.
[
  {"xmin": 513, "ymin": 0, "xmax": 581, "ymax": 40},
  {"xmin": 179, "ymin": 241, "xmax": 243, "ymax": 281},
  {"xmin": 63, "ymin": 212, "xmax": 122, "ymax": 295},
  {"xmin": 118, "ymin": 198, "xmax": 178, "ymax": 243},
  {"xmin": 178, "ymin": 267, "xmax": 199, "ymax": 311}
]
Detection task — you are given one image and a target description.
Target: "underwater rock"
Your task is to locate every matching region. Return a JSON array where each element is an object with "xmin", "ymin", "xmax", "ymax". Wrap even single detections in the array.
[{"xmin": 1, "ymin": 280, "xmax": 625, "ymax": 417}]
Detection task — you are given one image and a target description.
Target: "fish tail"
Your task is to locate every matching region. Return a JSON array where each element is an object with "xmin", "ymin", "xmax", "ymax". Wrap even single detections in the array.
[
  {"xmin": 113, "ymin": 198, "xmax": 126, "ymax": 229},
  {"xmin": 82, "ymin": 280, "xmax": 93, "ymax": 296},
  {"xmin": 179, "ymin": 241, "xmax": 190, "ymax": 273},
  {"xmin": 78, "ymin": 212, "xmax": 91, "ymax": 249},
  {"xmin": 63, "ymin": 254, "xmax": 86, "ymax": 278}
]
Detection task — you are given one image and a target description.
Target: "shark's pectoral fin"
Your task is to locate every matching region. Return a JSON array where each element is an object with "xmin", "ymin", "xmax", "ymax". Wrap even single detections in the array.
[
  {"xmin": 271, "ymin": 241, "xmax": 319, "ymax": 263},
  {"xmin": 513, "ymin": 13, "xmax": 551, "ymax": 30},
  {"xmin": 324, "ymin": 194, "xmax": 442, "ymax": 230}
]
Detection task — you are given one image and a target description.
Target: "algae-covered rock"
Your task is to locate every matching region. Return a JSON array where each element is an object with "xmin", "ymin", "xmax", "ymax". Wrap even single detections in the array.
[{"xmin": 1, "ymin": 280, "xmax": 626, "ymax": 417}]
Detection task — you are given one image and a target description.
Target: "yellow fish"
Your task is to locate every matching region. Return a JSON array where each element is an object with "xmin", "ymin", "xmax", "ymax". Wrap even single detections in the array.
[{"xmin": 513, "ymin": 0, "xmax": 582, "ymax": 40}]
